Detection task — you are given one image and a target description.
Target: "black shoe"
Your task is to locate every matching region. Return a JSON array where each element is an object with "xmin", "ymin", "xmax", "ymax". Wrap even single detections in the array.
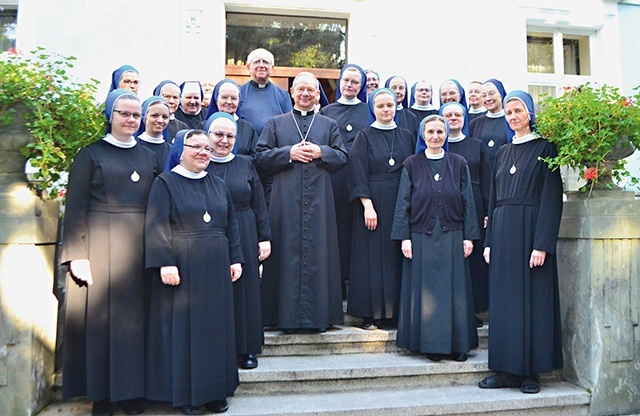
[
  {"xmin": 205, "ymin": 400, "xmax": 229, "ymax": 413},
  {"xmin": 117, "ymin": 399, "xmax": 144, "ymax": 415},
  {"xmin": 241, "ymin": 354, "xmax": 258, "ymax": 369},
  {"xmin": 521, "ymin": 374, "xmax": 541, "ymax": 394},
  {"xmin": 362, "ymin": 318, "xmax": 377, "ymax": 330},
  {"xmin": 479, "ymin": 371, "xmax": 522, "ymax": 389},
  {"xmin": 425, "ymin": 353, "xmax": 445, "ymax": 362},
  {"xmin": 92, "ymin": 400, "xmax": 113, "ymax": 416},
  {"xmin": 475, "ymin": 316, "xmax": 484, "ymax": 328},
  {"xmin": 314, "ymin": 327, "xmax": 328, "ymax": 333},
  {"xmin": 282, "ymin": 329, "xmax": 298, "ymax": 334},
  {"xmin": 451, "ymin": 351, "xmax": 468, "ymax": 362},
  {"xmin": 179, "ymin": 405, "xmax": 205, "ymax": 415}
]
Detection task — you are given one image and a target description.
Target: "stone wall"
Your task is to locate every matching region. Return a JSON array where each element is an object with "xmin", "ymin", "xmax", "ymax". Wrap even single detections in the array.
[{"xmin": 0, "ymin": 105, "xmax": 60, "ymax": 416}]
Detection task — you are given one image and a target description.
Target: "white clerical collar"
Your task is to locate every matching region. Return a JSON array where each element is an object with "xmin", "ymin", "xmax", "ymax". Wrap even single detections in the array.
[
  {"xmin": 468, "ymin": 106, "xmax": 487, "ymax": 114},
  {"xmin": 171, "ymin": 164, "xmax": 208, "ymax": 179},
  {"xmin": 138, "ymin": 132, "xmax": 165, "ymax": 144},
  {"xmin": 293, "ymin": 107, "xmax": 314, "ymax": 116},
  {"xmin": 447, "ymin": 134, "xmax": 466, "ymax": 143},
  {"xmin": 103, "ymin": 133, "xmax": 136, "ymax": 148},
  {"xmin": 169, "ymin": 113, "xmax": 176, "ymax": 120},
  {"xmin": 512, "ymin": 132, "xmax": 539, "ymax": 145},
  {"xmin": 425, "ymin": 149, "xmax": 445, "ymax": 160},
  {"xmin": 411, "ymin": 104, "xmax": 436, "ymax": 111},
  {"xmin": 371, "ymin": 121, "xmax": 396, "ymax": 130},
  {"xmin": 486, "ymin": 110, "xmax": 505, "ymax": 118},
  {"xmin": 337, "ymin": 97, "xmax": 361, "ymax": 105},
  {"xmin": 397, "ymin": 104, "xmax": 404, "ymax": 110},
  {"xmin": 211, "ymin": 153, "xmax": 235, "ymax": 163}
]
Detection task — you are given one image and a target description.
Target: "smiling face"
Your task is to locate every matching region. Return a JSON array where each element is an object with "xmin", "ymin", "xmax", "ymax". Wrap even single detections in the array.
[
  {"xmin": 504, "ymin": 98, "xmax": 532, "ymax": 135},
  {"xmin": 290, "ymin": 73, "xmax": 320, "ymax": 112},
  {"xmin": 160, "ymin": 83, "xmax": 181, "ymax": 114},
  {"xmin": 247, "ymin": 50, "xmax": 274, "ymax": 84},
  {"xmin": 366, "ymin": 71, "xmax": 379, "ymax": 97},
  {"xmin": 440, "ymin": 82, "xmax": 461, "ymax": 104},
  {"xmin": 216, "ymin": 83, "xmax": 240, "ymax": 115},
  {"xmin": 144, "ymin": 102, "xmax": 170, "ymax": 137},
  {"xmin": 422, "ymin": 118, "xmax": 447, "ymax": 154},
  {"xmin": 373, "ymin": 91, "xmax": 396, "ymax": 125},
  {"xmin": 181, "ymin": 132, "xmax": 212, "ymax": 173},
  {"xmin": 482, "ymin": 82, "xmax": 503, "ymax": 113},
  {"xmin": 111, "ymin": 96, "xmax": 142, "ymax": 141},
  {"xmin": 388, "ymin": 77, "xmax": 406, "ymax": 105},
  {"xmin": 208, "ymin": 118, "xmax": 237, "ymax": 158}
]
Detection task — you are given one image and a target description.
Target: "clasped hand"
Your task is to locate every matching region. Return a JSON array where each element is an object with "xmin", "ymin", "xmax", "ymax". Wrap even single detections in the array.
[{"xmin": 290, "ymin": 141, "xmax": 321, "ymax": 163}]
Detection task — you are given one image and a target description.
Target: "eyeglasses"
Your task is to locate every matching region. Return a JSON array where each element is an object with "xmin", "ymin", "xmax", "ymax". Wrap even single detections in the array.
[
  {"xmin": 211, "ymin": 131, "xmax": 236, "ymax": 140},
  {"xmin": 113, "ymin": 109, "xmax": 142, "ymax": 120},
  {"xmin": 183, "ymin": 143, "xmax": 213, "ymax": 153},
  {"xmin": 121, "ymin": 79, "xmax": 141, "ymax": 86},
  {"xmin": 251, "ymin": 59, "xmax": 272, "ymax": 67},
  {"xmin": 219, "ymin": 94, "xmax": 239, "ymax": 102}
]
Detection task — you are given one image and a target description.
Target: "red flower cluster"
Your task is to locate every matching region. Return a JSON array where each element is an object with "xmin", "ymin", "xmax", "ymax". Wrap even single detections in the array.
[{"xmin": 583, "ymin": 167, "xmax": 598, "ymax": 181}]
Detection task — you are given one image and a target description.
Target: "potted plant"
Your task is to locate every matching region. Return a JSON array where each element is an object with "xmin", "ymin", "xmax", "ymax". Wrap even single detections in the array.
[
  {"xmin": 0, "ymin": 47, "xmax": 106, "ymax": 200},
  {"xmin": 536, "ymin": 82, "xmax": 640, "ymax": 195}
]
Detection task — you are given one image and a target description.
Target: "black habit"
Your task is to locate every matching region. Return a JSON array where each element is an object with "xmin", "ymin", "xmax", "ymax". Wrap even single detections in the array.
[
  {"xmin": 484, "ymin": 137, "xmax": 563, "ymax": 376},
  {"xmin": 60, "ymin": 139, "xmax": 158, "ymax": 402},
  {"xmin": 346, "ymin": 126, "xmax": 415, "ymax": 320},
  {"xmin": 207, "ymin": 155, "xmax": 271, "ymax": 356},
  {"xmin": 469, "ymin": 114, "xmax": 509, "ymax": 168},
  {"xmin": 448, "ymin": 136, "xmax": 492, "ymax": 313},
  {"xmin": 144, "ymin": 171, "xmax": 243, "ymax": 407},
  {"xmin": 320, "ymin": 101, "xmax": 369, "ymax": 285},
  {"xmin": 392, "ymin": 152, "xmax": 480, "ymax": 355},
  {"xmin": 255, "ymin": 109, "xmax": 348, "ymax": 330}
]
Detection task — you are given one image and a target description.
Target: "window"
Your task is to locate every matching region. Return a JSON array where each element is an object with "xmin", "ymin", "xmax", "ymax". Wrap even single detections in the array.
[
  {"xmin": 1, "ymin": 6, "xmax": 17, "ymax": 51},
  {"xmin": 527, "ymin": 30, "xmax": 592, "ymax": 104},
  {"xmin": 226, "ymin": 13, "xmax": 347, "ymax": 69}
]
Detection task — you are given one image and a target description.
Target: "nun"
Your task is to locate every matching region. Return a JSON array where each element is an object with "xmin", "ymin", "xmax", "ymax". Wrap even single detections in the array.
[
  {"xmin": 108, "ymin": 64, "xmax": 140, "ymax": 95},
  {"xmin": 392, "ymin": 114, "xmax": 480, "ymax": 362},
  {"xmin": 409, "ymin": 80, "xmax": 439, "ymax": 122},
  {"xmin": 174, "ymin": 81, "xmax": 206, "ymax": 129},
  {"xmin": 61, "ymin": 88, "xmax": 158, "ymax": 416},
  {"xmin": 153, "ymin": 79, "xmax": 189, "ymax": 143},
  {"xmin": 136, "ymin": 96, "xmax": 172, "ymax": 168},
  {"xmin": 320, "ymin": 63, "xmax": 370, "ymax": 297},
  {"xmin": 385, "ymin": 75, "xmax": 420, "ymax": 138},
  {"xmin": 204, "ymin": 79, "xmax": 260, "ymax": 157},
  {"xmin": 145, "ymin": 129, "xmax": 243, "ymax": 415}
]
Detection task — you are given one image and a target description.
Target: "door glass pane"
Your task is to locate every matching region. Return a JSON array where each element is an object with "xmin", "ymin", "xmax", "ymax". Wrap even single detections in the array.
[
  {"xmin": 528, "ymin": 85, "xmax": 556, "ymax": 113},
  {"xmin": 226, "ymin": 13, "xmax": 346, "ymax": 69},
  {"xmin": 1, "ymin": 8, "xmax": 17, "ymax": 52},
  {"xmin": 563, "ymin": 34, "xmax": 590, "ymax": 76},
  {"xmin": 527, "ymin": 32, "xmax": 554, "ymax": 74}
]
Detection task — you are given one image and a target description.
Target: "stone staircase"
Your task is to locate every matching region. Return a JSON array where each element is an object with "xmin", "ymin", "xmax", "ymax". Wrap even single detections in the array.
[{"xmin": 40, "ymin": 308, "xmax": 591, "ymax": 415}]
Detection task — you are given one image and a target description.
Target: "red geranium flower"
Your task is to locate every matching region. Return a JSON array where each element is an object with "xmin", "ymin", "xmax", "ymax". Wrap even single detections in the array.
[{"xmin": 583, "ymin": 167, "xmax": 598, "ymax": 181}]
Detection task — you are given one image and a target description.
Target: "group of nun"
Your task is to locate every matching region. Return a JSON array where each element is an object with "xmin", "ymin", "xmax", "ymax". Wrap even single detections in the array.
[{"xmin": 59, "ymin": 61, "xmax": 563, "ymax": 416}]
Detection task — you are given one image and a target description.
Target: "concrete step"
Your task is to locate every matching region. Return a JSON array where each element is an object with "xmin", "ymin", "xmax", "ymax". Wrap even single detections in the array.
[
  {"xmin": 238, "ymin": 349, "xmax": 493, "ymax": 395},
  {"xmin": 262, "ymin": 324, "xmax": 488, "ymax": 356},
  {"xmin": 38, "ymin": 381, "xmax": 590, "ymax": 416}
]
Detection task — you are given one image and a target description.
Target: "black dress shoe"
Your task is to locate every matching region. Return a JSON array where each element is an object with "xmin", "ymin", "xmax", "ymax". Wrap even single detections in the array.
[
  {"xmin": 241, "ymin": 354, "xmax": 258, "ymax": 369},
  {"xmin": 475, "ymin": 316, "xmax": 484, "ymax": 328},
  {"xmin": 451, "ymin": 351, "xmax": 468, "ymax": 362},
  {"xmin": 425, "ymin": 353, "xmax": 445, "ymax": 362},
  {"xmin": 117, "ymin": 398, "xmax": 145, "ymax": 415},
  {"xmin": 205, "ymin": 400, "xmax": 229, "ymax": 413},
  {"xmin": 179, "ymin": 405, "xmax": 205, "ymax": 415},
  {"xmin": 521, "ymin": 374, "xmax": 541, "ymax": 394},
  {"xmin": 92, "ymin": 400, "xmax": 113, "ymax": 416},
  {"xmin": 478, "ymin": 371, "xmax": 522, "ymax": 389}
]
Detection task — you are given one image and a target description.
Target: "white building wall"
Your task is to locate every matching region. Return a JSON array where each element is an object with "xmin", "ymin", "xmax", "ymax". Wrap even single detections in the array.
[{"xmin": 11, "ymin": 0, "xmax": 630, "ymax": 101}]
